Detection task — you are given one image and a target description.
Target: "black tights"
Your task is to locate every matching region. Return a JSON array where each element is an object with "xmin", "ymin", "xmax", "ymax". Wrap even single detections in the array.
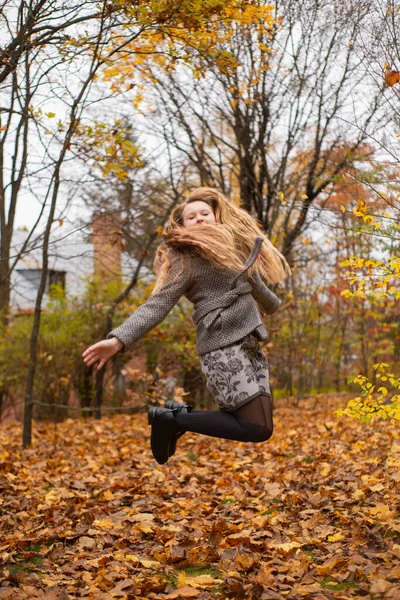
[{"xmin": 174, "ymin": 393, "xmax": 273, "ymax": 443}]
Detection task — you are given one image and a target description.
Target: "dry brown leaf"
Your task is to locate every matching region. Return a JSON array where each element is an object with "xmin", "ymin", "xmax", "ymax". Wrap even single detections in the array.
[
  {"xmin": 370, "ymin": 578, "xmax": 392, "ymax": 594},
  {"xmin": 369, "ymin": 504, "xmax": 396, "ymax": 522},
  {"xmin": 327, "ymin": 532, "xmax": 345, "ymax": 542},
  {"xmin": 185, "ymin": 575, "xmax": 223, "ymax": 588},
  {"xmin": 1, "ymin": 401, "xmax": 399, "ymax": 600},
  {"xmin": 235, "ymin": 551, "xmax": 258, "ymax": 571},
  {"xmin": 227, "ymin": 529, "xmax": 252, "ymax": 545},
  {"xmin": 389, "ymin": 544, "xmax": 400, "ymax": 559},
  {"xmin": 271, "ymin": 541, "xmax": 303, "ymax": 552},
  {"xmin": 140, "ymin": 558, "xmax": 161, "ymax": 568},
  {"xmin": 43, "ymin": 587, "xmax": 70, "ymax": 600},
  {"xmin": 254, "ymin": 565, "xmax": 275, "ymax": 587},
  {"xmin": 129, "ymin": 512, "xmax": 155, "ymax": 522},
  {"xmin": 264, "ymin": 482, "xmax": 282, "ymax": 497},
  {"xmin": 388, "ymin": 566, "xmax": 400, "ymax": 580},
  {"xmin": 316, "ymin": 555, "xmax": 347, "ymax": 575},
  {"xmin": 109, "ymin": 578, "xmax": 135, "ymax": 597},
  {"xmin": 165, "ymin": 586, "xmax": 201, "ymax": 598},
  {"xmin": 77, "ymin": 536, "xmax": 96, "ymax": 549}
]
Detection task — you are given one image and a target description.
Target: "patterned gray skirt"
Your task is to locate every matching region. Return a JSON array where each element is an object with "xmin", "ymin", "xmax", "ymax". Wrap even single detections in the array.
[{"xmin": 199, "ymin": 332, "xmax": 271, "ymax": 412}]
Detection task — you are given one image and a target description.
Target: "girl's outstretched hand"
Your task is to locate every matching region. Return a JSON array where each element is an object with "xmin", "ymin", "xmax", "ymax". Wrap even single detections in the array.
[{"xmin": 82, "ymin": 337, "xmax": 124, "ymax": 370}]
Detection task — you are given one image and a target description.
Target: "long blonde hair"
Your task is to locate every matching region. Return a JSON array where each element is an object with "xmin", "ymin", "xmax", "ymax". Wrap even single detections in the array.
[{"xmin": 152, "ymin": 187, "xmax": 291, "ymax": 294}]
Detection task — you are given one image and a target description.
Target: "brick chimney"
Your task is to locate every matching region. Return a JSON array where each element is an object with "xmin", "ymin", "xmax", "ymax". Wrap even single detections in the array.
[{"xmin": 92, "ymin": 210, "xmax": 122, "ymax": 282}]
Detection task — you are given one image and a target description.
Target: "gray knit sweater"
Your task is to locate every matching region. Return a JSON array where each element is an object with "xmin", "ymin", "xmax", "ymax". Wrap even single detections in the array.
[{"xmin": 108, "ymin": 237, "xmax": 282, "ymax": 356}]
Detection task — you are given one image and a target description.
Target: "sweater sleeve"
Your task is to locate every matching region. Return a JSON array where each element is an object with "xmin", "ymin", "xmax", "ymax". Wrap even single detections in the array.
[
  {"xmin": 108, "ymin": 252, "xmax": 191, "ymax": 350},
  {"xmin": 248, "ymin": 271, "xmax": 282, "ymax": 314}
]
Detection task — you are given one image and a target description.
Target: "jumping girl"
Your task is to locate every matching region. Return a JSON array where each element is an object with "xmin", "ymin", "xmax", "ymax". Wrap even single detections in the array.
[{"xmin": 82, "ymin": 187, "xmax": 291, "ymax": 464}]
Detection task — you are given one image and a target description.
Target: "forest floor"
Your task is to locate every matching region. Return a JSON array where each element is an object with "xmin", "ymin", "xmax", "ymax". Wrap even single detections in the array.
[{"xmin": 0, "ymin": 395, "xmax": 399, "ymax": 600}]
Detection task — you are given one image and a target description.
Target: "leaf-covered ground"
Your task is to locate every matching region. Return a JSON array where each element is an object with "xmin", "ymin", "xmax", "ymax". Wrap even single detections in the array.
[{"xmin": 1, "ymin": 396, "xmax": 400, "ymax": 600}]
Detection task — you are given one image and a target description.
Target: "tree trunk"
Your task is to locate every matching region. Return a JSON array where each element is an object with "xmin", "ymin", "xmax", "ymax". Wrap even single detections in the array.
[
  {"xmin": 0, "ymin": 223, "xmax": 12, "ymax": 326},
  {"xmin": 23, "ymin": 189, "xmax": 59, "ymax": 447},
  {"xmin": 94, "ymin": 367, "xmax": 105, "ymax": 420}
]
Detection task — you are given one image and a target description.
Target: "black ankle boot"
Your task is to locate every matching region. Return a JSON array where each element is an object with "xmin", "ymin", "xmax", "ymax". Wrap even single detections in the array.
[
  {"xmin": 165, "ymin": 401, "xmax": 192, "ymax": 457},
  {"xmin": 147, "ymin": 407, "xmax": 184, "ymax": 465}
]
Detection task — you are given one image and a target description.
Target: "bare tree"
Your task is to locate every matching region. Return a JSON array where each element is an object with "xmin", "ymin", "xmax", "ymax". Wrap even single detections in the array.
[
  {"xmin": 19, "ymin": 2, "xmax": 157, "ymax": 445},
  {"xmin": 80, "ymin": 134, "xmax": 193, "ymax": 416},
  {"xmin": 1, "ymin": 0, "xmax": 244, "ymax": 440},
  {"xmin": 0, "ymin": 0, "xmax": 146, "ymax": 322},
  {"xmin": 135, "ymin": 0, "xmax": 386, "ymax": 261}
]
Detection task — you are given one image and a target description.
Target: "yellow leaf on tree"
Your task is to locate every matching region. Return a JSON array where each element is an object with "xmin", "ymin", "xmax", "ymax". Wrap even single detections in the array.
[{"xmin": 384, "ymin": 69, "xmax": 400, "ymax": 86}]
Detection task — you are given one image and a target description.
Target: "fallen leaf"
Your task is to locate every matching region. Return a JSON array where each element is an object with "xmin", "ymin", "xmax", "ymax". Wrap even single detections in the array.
[
  {"xmin": 272, "ymin": 541, "xmax": 303, "ymax": 552},
  {"xmin": 264, "ymin": 482, "xmax": 282, "ymax": 497},
  {"xmin": 327, "ymin": 532, "xmax": 345, "ymax": 542},
  {"xmin": 165, "ymin": 586, "xmax": 201, "ymax": 598},
  {"xmin": 316, "ymin": 555, "xmax": 347, "ymax": 575},
  {"xmin": 185, "ymin": 575, "xmax": 223, "ymax": 588},
  {"xmin": 140, "ymin": 558, "xmax": 161, "ymax": 568},
  {"xmin": 236, "ymin": 552, "xmax": 258, "ymax": 571},
  {"xmin": 77, "ymin": 536, "xmax": 96, "ymax": 549},
  {"xmin": 109, "ymin": 578, "xmax": 135, "ymax": 597},
  {"xmin": 43, "ymin": 587, "xmax": 70, "ymax": 600},
  {"xmin": 369, "ymin": 504, "xmax": 396, "ymax": 522},
  {"xmin": 370, "ymin": 578, "xmax": 392, "ymax": 594}
]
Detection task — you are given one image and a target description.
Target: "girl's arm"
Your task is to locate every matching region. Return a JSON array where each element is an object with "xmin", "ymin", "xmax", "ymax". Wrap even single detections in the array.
[
  {"xmin": 248, "ymin": 271, "xmax": 282, "ymax": 314},
  {"xmin": 107, "ymin": 252, "xmax": 191, "ymax": 350},
  {"xmin": 82, "ymin": 253, "xmax": 190, "ymax": 370}
]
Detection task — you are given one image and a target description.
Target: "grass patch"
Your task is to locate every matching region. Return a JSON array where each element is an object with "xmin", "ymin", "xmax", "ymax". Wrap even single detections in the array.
[
  {"xmin": 301, "ymin": 545, "xmax": 316, "ymax": 559},
  {"xmin": 186, "ymin": 453, "xmax": 198, "ymax": 462},
  {"xmin": 181, "ymin": 564, "xmax": 221, "ymax": 578},
  {"xmin": 321, "ymin": 577, "xmax": 358, "ymax": 590},
  {"xmin": 219, "ymin": 497, "xmax": 237, "ymax": 505},
  {"xmin": 25, "ymin": 544, "xmax": 43, "ymax": 552},
  {"xmin": 9, "ymin": 555, "xmax": 45, "ymax": 575},
  {"xmin": 170, "ymin": 564, "xmax": 224, "ymax": 594},
  {"xmin": 261, "ymin": 509, "xmax": 275, "ymax": 515},
  {"xmin": 384, "ymin": 529, "xmax": 400, "ymax": 541},
  {"xmin": 166, "ymin": 563, "xmax": 222, "ymax": 586},
  {"xmin": 9, "ymin": 542, "xmax": 51, "ymax": 575}
]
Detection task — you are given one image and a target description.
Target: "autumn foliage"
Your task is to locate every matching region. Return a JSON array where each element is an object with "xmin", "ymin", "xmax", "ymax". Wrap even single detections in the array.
[{"xmin": 1, "ymin": 397, "xmax": 400, "ymax": 599}]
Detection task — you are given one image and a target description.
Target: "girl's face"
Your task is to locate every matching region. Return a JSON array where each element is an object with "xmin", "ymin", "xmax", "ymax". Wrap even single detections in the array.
[{"xmin": 181, "ymin": 201, "xmax": 217, "ymax": 228}]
